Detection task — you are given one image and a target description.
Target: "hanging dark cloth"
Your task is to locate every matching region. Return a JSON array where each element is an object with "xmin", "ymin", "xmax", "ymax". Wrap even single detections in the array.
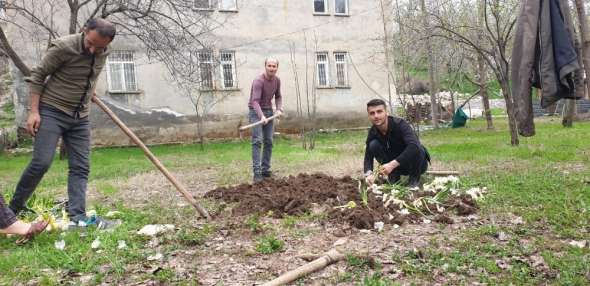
[{"xmin": 511, "ymin": 0, "xmax": 581, "ymax": 137}]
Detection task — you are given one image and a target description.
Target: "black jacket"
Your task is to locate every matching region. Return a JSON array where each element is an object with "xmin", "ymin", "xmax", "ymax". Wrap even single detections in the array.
[
  {"xmin": 511, "ymin": 0, "xmax": 581, "ymax": 137},
  {"xmin": 363, "ymin": 116, "xmax": 428, "ymax": 173}
]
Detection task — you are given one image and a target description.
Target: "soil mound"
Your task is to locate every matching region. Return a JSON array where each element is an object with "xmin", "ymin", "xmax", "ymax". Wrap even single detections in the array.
[{"xmin": 205, "ymin": 173, "xmax": 478, "ymax": 229}]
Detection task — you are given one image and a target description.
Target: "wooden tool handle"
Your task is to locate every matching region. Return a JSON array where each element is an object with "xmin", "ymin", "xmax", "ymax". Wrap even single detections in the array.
[{"xmin": 239, "ymin": 113, "xmax": 281, "ymax": 131}]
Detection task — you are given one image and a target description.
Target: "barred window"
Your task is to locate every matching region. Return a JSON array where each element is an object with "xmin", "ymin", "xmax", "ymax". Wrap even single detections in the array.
[
  {"xmin": 197, "ymin": 50, "xmax": 214, "ymax": 89},
  {"xmin": 220, "ymin": 51, "xmax": 236, "ymax": 89},
  {"xmin": 194, "ymin": 0, "xmax": 213, "ymax": 9},
  {"xmin": 106, "ymin": 51, "xmax": 137, "ymax": 92},
  {"xmin": 334, "ymin": 52, "xmax": 349, "ymax": 86},
  {"xmin": 316, "ymin": 52, "xmax": 329, "ymax": 87}
]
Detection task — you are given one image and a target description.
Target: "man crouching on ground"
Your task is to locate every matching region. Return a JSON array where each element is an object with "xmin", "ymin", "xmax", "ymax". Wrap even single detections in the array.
[{"xmin": 363, "ymin": 99, "xmax": 430, "ymax": 187}]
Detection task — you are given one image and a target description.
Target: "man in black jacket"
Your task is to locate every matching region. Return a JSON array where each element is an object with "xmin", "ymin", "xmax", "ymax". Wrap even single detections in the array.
[{"xmin": 363, "ymin": 99, "xmax": 429, "ymax": 187}]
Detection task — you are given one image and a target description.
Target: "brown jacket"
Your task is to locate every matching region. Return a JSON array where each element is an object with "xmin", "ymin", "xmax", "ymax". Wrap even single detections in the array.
[{"xmin": 26, "ymin": 33, "xmax": 110, "ymax": 118}]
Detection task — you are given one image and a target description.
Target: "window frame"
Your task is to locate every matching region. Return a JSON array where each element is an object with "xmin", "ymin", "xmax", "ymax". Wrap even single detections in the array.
[
  {"xmin": 106, "ymin": 50, "xmax": 138, "ymax": 93},
  {"xmin": 334, "ymin": 0, "xmax": 349, "ymax": 15},
  {"xmin": 219, "ymin": 50, "xmax": 237, "ymax": 89},
  {"xmin": 313, "ymin": 0, "xmax": 329, "ymax": 15},
  {"xmin": 218, "ymin": 0, "xmax": 238, "ymax": 11},
  {"xmin": 334, "ymin": 51, "xmax": 349, "ymax": 87},
  {"xmin": 193, "ymin": 0, "xmax": 214, "ymax": 10},
  {"xmin": 316, "ymin": 52, "xmax": 330, "ymax": 87},
  {"xmin": 197, "ymin": 50, "xmax": 215, "ymax": 90}
]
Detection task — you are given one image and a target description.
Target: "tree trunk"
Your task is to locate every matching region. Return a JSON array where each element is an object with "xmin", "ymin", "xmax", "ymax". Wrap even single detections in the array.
[
  {"xmin": 69, "ymin": 1, "xmax": 80, "ymax": 34},
  {"xmin": 499, "ymin": 79, "xmax": 519, "ymax": 145},
  {"xmin": 420, "ymin": 0, "xmax": 439, "ymax": 128},
  {"xmin": 574, "ymin": 0, "xmax": 590, "ymax": 99},
  {"xmin": 562, "ymin": 99, "xmax": 576, "ymax": 127},
  {"xmin": 478, "ymin": 0, "xmax": 493, "ymax": 130},
  {"xmin": 0, "ymin": 26, "xmax": 31, "ymax": 76}
]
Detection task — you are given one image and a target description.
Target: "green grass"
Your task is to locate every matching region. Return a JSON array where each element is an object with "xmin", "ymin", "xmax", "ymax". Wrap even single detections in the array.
[{"xmin": 1, "ymin": 117, "xmax": 589, "ymax": 284}]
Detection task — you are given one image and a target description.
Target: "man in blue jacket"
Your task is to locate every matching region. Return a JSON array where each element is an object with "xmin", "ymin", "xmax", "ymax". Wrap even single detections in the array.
[{"xmin": 363, "ymin": 99, "xmax": 429, "ymax": 187}]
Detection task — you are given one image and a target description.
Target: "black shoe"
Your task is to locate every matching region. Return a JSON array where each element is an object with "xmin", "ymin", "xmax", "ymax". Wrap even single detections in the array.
[
  {"xmin": 253, "ymin": 174, "xmax": 264, "ymax": 183},
  {"xmin": 9, "ymin": 205, "xmax": 35, "ymax": 216},
  {"xmin": 407, "ymin": 176, "xmax": 421, "ymax": 188},
  {"xmin": 262, "ymin": 171, "xmax": 273, "ymax": 178}
]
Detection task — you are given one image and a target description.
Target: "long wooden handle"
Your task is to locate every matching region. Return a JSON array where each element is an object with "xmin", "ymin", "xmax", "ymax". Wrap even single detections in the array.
[
  {"xmin": 262, "ymin": 249, "xmax": 345, "ymax": 286},
  {"xmin": 92, "ymin": 97, "xmax": 211, "ymax": 220},
  {"xmin": 239, "ymin": 113, "xmax": 281, "ymax": 131}
]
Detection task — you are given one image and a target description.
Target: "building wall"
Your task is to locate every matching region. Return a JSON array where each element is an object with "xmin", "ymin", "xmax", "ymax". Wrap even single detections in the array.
[{"xmin": 9, "ymin": 0, "xmax": 391, "ymax": 145}]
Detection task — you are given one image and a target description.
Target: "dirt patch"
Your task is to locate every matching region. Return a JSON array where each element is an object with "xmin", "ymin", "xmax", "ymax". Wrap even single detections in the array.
[{"xmin": 205, "ymin": 173, "xmax": 479, "ymax": 229}]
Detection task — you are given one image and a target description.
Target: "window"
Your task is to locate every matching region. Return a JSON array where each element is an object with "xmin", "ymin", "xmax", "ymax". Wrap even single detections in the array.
[
  {"xmin": 106, "ymin": 51, "xmax": 137, "ymax": 92},
  {"xmin": 334, "ymin": 52, "xmax": 349, "ymax": 86},
  {"xmin": 316, "ymin": 52, "xmax": 329, "ymax": 87},
  {"xmin": 197, "ymin": 50, "xmax": 214, "ymax": 89},
  {"xmin": 220, "ymin": 51, "xmax": 236, "ymax": 88},
  {"xmin": 314, "ymin": 0, "xmax": 328, "ymax": 14},
  {"xmin": 194, "ymin": 0, "xmax": 213, "ymax": 10},
  {"xmin": 334, "ymin": 0, "xmax": 348, "ymax": 15},
  {"xmin": 219, "ymin": 0, "xmax": 237, "ymax": 10}
]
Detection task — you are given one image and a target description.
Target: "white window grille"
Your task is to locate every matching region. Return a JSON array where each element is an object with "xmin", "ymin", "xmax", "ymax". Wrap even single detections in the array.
[
  {"xmin": 197, "ymin": 50, "xmax": 214, "ymax": 89},
  {"xmin": 220, "ymin": 51, "xmax": 237, "ymax": 88},
  {"xmin": 316, "ymin": 52, "xmax": 329, "ymax": 87},
  {"xmin": 334, "ymin": 52, "xmax": 349, "ymax": 86},
  {"xmin": 106, "ymin": 51, "xmax": 137, "ymax": 92}
]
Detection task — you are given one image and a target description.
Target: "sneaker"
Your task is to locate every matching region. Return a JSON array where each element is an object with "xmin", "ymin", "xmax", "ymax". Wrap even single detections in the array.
[
  {"xmin": 71, "ymin": 215, "xmax": 121, "ymax": 231},
  {"xmin": 261, "ymin": 171, "xmax": 273, "ymax": 178}
]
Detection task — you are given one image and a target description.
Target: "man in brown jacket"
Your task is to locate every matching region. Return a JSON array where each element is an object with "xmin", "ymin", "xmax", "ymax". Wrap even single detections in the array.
[{"xmin": 9, "ymin": 19, "xmax": 116, "ymax": 228}]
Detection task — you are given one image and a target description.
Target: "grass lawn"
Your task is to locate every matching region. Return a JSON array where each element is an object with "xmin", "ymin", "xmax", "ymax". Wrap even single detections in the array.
[{"xmin": 1, "ymin": 117, "xmax": 589, "ymax": 285}]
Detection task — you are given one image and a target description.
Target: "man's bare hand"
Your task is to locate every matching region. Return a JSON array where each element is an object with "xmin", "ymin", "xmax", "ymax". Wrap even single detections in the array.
[
  {"xmin": 261, "ymin": 115, "xmax": 269, "ymax": 125},
  {"xmin": 365, "ymin": 173, "xmax": 375, "ymax": 185},
  {"xmin": 275, "ymin": 110, "xmax": 283, "ymax": 117},
  {"xmin": 26, "ymin": 112, "xmax": 41, "ymax": 136},
  {"xmin": 380, "ymin": 160, "xmax": 400, "ymax": 176}
]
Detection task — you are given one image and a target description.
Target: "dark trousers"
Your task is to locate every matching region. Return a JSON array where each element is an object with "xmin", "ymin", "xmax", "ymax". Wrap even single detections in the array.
[
  {"xmin": 0, "ymin": 196, "xmax": 17, "ymax": 229},
  {"xmin": 9, "ymin": 104, "xmax": 90, "ymax": 222},
  {"xmin": 367, "ymin": 139, "xmax": 428, "ymax": 184},
  {"xmin": 249, "ymin": 108, "xmax": 274, "ymax": 177}
]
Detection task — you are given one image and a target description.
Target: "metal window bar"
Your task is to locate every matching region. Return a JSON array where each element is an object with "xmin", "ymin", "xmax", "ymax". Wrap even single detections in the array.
[
  {"xmin": 107, "ymin": 51, "xmax": 136, "ymax": 92},
  {"xmin": 335, "ymin": 52, "xmax": 348, "ymax": 86},
  {"xmin": 198, "ymin": 51, "xmax": 214, "ymax": 89},
  {"xmin": 316, "ymin": 53, "xmax": 329, "ymax": 86},
  {"xmin": 220, "ymin": 51, "xmax": 236, "ymax": 88}
]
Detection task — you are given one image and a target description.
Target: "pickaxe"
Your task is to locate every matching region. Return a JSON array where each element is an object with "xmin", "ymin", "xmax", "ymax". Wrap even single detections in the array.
[{"xmin": 238, "ymin": 113, "xmax": 281, "ymax": 139}]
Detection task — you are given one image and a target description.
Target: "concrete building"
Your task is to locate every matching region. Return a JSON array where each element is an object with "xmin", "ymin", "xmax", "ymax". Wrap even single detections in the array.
[{"xmin": 7, "ymin": 0, "xmax": 391, "ymax": 146}]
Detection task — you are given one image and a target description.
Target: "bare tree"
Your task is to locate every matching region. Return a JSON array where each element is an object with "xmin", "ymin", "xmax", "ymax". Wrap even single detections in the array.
[
  {"xmin": 0, "ymin": 0, "xmax": 219, "ymax": 91},
  {"xmin": 432, "ymin": 0, "xmax": 520, "ymax": 145}
]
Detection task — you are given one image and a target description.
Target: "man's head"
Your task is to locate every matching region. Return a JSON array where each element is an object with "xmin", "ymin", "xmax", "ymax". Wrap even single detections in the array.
[
  {"xmin": 366, "ymin": 99, "xmax": 388, "ymax": 127},
  {"xmin": 83, "ymin": 19, "xmax": 116, "ymax": 55},
  {"xmin": 264, "ymin": 57, "xmax": 279, "ymax": 78}
]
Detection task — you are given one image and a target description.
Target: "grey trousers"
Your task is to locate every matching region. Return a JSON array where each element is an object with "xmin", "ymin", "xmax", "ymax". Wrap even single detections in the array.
[
  {"xmin": 249, "ymin": 108, "xmax": 274, "ymax": 177},
  {"xmin": 9, "ymin": 104, "xmax": 90, "ymax": 222},
  {"xmin": 0, "ymin": 195, "xmax": 16, "ymax": 229}
]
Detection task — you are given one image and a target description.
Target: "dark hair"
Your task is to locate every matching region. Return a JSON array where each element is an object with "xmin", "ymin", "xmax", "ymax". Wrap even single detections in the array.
[
  {"xmin": 85, "ymin": 18, "xmax": 116, "ymax": 40},
  {"xmin": 367, "ymin": 99, "xmax": 386, "ymax": 109}
]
